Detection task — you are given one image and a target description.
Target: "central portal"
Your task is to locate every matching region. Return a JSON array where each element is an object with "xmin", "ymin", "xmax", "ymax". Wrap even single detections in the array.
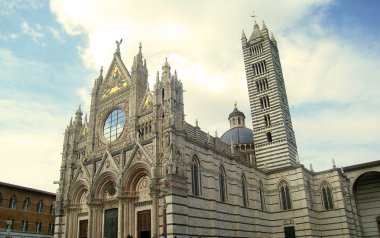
[
  {"xmin": 137, "ymin": 210, "xmax": 151, "ymax": 238},
  {"xmin": 104, "ymin": 208, "xmax": 118, "ymax": 238}
]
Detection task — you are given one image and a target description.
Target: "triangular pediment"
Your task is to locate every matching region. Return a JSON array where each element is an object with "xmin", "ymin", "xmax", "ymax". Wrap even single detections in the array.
[
  {"xmin": 138, "ymin": 91, "xmax": 154, "ymax": 115},
  {"xmin": 101, "ymin": 55, "xmax": 131, "ymax": 99}
]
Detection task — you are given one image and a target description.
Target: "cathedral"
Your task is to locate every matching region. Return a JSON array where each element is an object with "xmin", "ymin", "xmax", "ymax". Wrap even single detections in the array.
[{"xmin": 54, "ymin": 20, "xmax": 380, "ymax": 238}]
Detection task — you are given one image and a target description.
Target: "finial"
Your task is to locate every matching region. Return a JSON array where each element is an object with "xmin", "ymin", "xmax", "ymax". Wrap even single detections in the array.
[
  {"xmin": 195, "ymin": 119, "xmax": 198, "ymax": 127},
  {"xmin": 139, "ymin": 42, "xmax": 142, "ymax": 53},
  {"xmin": 215, "ymin": 130, "xmax": 218, "ymax": 138},
  {"xmin": 100, "ymin": 65, "xmax": 103, "ymax": 76},
  {"xmin": 310, "ymin": 163, "xmax": 313, "ymax": 172},
  {"xmin": 156, "ymin": 71, "xmax": 159, "ymax": 82},
  {"xmin": 251, "ymin": 11, "xmax": 258, "ymax": 22},
  {"xmin": 332, "ymin": 158, "xmax": 336, "ymax": 168},
  {"xmin": 234, "ymin": 101, "xmax": 237, "ymax": 108},
  {"xmin": 115, "ymin": 38, "xmax": 123, "ymax": 54}
]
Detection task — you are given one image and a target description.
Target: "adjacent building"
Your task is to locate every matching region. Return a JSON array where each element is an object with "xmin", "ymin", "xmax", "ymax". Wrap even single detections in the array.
[
  {"xmin": 0, "ymin": 182, "xmax": 56, "ymax": 237},
  {"xmin": 54, "ymin": 20, "xmax": 380, "ymax": 238}
]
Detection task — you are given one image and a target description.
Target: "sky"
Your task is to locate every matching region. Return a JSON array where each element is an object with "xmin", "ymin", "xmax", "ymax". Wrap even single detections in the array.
[{"xmin": 0, "ymin": 0, "xmax": 379, "ymax": 193}]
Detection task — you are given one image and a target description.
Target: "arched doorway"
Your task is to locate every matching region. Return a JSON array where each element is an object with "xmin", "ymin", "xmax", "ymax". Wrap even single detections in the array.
[{"xmin": 353, "ymin": 171, "xmax": 380, "ymax": 237}]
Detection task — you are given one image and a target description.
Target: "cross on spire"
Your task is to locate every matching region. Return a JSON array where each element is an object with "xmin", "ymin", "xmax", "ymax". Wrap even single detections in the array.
[{"xmin": 251, "ymin": 11, "xmax": 258, "ymax": 22}]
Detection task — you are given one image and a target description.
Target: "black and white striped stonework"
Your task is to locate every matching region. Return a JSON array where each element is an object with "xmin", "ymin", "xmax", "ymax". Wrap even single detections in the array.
[{"xmin": 242, "ymin": 23, "xmax": 298, "ymax": 170}]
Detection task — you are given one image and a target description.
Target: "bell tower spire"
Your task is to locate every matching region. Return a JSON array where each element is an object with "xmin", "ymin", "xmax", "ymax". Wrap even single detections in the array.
[{"xmin": 242, "ymin": 19, "xmax": 298, "ymax": 170}]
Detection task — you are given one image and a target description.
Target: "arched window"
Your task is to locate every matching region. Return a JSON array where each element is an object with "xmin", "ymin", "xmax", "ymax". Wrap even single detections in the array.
[
  {"xmin": 21, "ymin": 220, "xmax": 28, "ymax": 232},
  {"xmin": 266, "ymin": 132, "xmax": 272, "ymax": 143},
  {"xmin": 9, "ymin": 195, "xmax": 17, "ymax": 209},
  {"xmin": 259, "ymin": 181, "xmax": 266, "ymax": 211},
  {"xmin": 37, "ymin": 200, "xmax": 43, "ymax": 213},
  {"xmin": 50, "ymin": 203, "xmax": 56, "ymax": 215},
  {"xmin": 279, "ymin": 181, "xmax": 292, "ymax": 210},
  {"xmin": 35, "ymin": 222, "xmax": 41, "ymax": 233},
  {"xmin": 321, "ymin": 182, "xmax": 334, "ymax": 210},
  {"xmin": 191, "ymin": 157, "xmax": 201, "ymax": 196},
  {"xmin": 23, "ymin": 197, "xmax": 30, "ymax": 211},
  {"xmin": 161, "ymin": 88, "xmax": 165, "ymax": 103},
  {"xmin": 0, "ymin": 192, "xmax": 3, "ymax": 206},
  {"xmin": 241, "ymin": 175, "xmax": 248, "ymax": 207},
  {"xmin": 219, "ymin": 167, "xmax": 228, "ymax": 202}
]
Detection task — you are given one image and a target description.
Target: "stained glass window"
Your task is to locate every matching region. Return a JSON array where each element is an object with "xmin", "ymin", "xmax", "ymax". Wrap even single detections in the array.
[{"xmin": 103, "ymin": 109, "xmax": 125, "ymax": 141}]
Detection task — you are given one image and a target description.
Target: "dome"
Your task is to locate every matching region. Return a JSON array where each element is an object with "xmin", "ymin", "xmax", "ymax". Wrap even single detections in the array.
[
  {"xmin": 228, "ymin": 107, "xmax": 245, "ymax": 120},
  {"xmin": 220, "ymin": 127, "xmax": 253, "ymax": 145}
]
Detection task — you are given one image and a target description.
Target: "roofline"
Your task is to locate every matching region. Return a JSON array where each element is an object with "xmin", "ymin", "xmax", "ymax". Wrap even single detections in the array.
[
  {"xmin": 343, "ymin": 160, "xmax": 380, "ymax": 172},
  {"xmin": 0, "ymin": 181, "xmax": 56, "ymax": 196}
]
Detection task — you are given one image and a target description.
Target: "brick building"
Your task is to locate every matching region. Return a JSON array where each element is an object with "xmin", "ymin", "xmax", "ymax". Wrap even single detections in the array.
[{"xmin": 0, "ymin": 182, "xmax": 56, "ymax": 237}]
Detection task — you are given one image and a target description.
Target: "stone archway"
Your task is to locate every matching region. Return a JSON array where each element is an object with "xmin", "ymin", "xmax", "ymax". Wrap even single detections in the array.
[
  {"xmin": 353, "ymin": 171, "xmax": 380, "ymax": 237},
  {"xmin": 122, "ymin": 162, "xmax": 154, "ymax": 238}
]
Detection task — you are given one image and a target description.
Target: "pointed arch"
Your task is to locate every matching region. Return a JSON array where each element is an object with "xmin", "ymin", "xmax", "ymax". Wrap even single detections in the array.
[
  {"xmin": 241, "ymin": 174, "xmax": 248, "ymax": 207},
  {"xmin": 321, "ymin": 181, "xmax": 334, "ymax": 210},
  {"xmin": 70, "ymin": 180, "xmax": 89, "ymax": 205},
  {"xmin": 123, "ymin": 161, "xmax": 151, "ymax": 192},
  {"xmin": 191, "ymin": 155, "xmax": 201, "ymax": 196},
  {"xmin": 259, "ymin": 180, "xmax": 266, "ymax": 211},
  {"xmin": 92, "ymin": 171, "xmax": 118, "ymax": 200},
  {"xmin": 279, "ymin": 180, "xmax": 292, "ymax": 210},
  {"xmin": 219, "ymin": 166, "xmax": 228, "ymax": 202}
]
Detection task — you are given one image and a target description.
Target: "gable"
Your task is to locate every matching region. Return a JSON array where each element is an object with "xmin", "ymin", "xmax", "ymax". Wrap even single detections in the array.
[
  {"xmin": 138, "ymin": 91, "xmax": 154, "ymax": 115},
  {"xmin": 101, "ymin": 56, "xmax": 131, "ymax": 99}
]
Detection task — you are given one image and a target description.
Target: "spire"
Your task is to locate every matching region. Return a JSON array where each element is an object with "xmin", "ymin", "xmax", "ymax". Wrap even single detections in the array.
[
  {"xmin": 249, "ymin": 21, "xmax": 263, "ymax": 41},
  {"xmin": 100, "ymin": 65, "xmax": 103, "ymax": 77},
  {"xmin": 271, "ymin": 33, "xmax": 277, "ymax": 46},
  {"xmin": 136, "ymin": 42, "xmax": 143, "ymax": 64},
  {"xmin": 262, "ymin": 20, "xmax": 267, "ymax": 31},
  {"xmin": 241, "ymin": 30, "xmax": 247, "ymax": 40},
  {"xmin": 75, "ymin": 105, "xmax": 83, "ymax": 124},
  {"xmin": 161, "ymin": 57, "xmax": 171, "ymax": 80}
]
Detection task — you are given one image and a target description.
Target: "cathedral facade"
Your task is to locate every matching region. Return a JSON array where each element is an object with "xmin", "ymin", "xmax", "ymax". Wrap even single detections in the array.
[{"xmin": 54, "ymin": 21, "xmax": 380, "ymax": 238}]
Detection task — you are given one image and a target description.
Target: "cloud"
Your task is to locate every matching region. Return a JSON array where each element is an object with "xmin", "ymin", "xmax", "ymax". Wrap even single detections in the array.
[
  {"xmin": 21, "ymin": 21, "xmax": 44, "ymax": 43},
  {"xmin": 0, "ymin": 97, "xmax": 68, "ymax": 192},
  {"xmin": 48, "ymin": 0, "xmax": 380, "ymax": 172}
]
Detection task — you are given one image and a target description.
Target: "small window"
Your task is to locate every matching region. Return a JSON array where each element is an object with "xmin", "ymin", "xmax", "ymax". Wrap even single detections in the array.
[
  {"xmin": 35, "ymin": 222, "xmax": 41, "ymax": 233},
  {"xmin": 21, "ymin": 220, "xmax": 28, "ymax": 232},
  {"xmin": 266, "ymin": 132, "xmax": 272, "ymax": 143},
  {"xmin": 280, "ymin": 181, "xmax": 292, "ymax": 210},
  {"xmin": 37, "ymin": 200, "xmax": 44, "ymax": 213},
  {"xmin": 50, "ymin": 203, "xmax": 56, "ymax": 215},
  {"xmin": 9, "ymin": 195, "xmax": 17, "ymax": 209},
  {"xmin": 321, "ymin": 182, "xmax": 334, "ymax": 210},
  {"xmin": 23, "ymin": 198, "xmax": 30, "ymax": 211},
  {"xmin": 0, "ymin": 192, "xmax": 3, "ymax": 206}
]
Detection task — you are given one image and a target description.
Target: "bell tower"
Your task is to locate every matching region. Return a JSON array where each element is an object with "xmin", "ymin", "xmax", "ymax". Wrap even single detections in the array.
[{"xmin": 241, "ymin": 21, "xmax": 298, "ymax": 170}]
